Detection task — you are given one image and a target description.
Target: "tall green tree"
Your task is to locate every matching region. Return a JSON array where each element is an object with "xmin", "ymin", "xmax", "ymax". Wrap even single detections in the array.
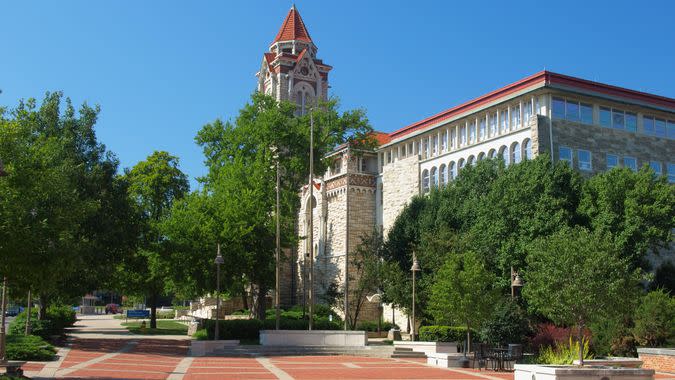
[
  {"xmin": 165, "ymin": 93, "xmax": 373, "ymax": 319},
  {"xmin": 428, "ymin": 251, "xmax": 499, "ymax": 352},
  {"xmin": 121, "ymin": 151, "xmax": 188, "ymax": 328},
  {"xmin": 0, "ymin": 93, "xmax": 136, "ymax": 316},
  {"xmin": 524, "ymin": 227, "xmax": 641, "ymax": 365}
]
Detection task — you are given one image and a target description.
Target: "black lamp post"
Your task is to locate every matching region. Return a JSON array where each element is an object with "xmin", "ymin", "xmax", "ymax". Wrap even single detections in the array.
[
  {"xmin": 214, "ymin": 244, "xmax": 224, "ymax": 340},
  {"xmin": 0, "ymin": 158, "xmax": 7, "ymax": 364},
  {"xmin": 410, "ymin": 252, "xmax": 420, "ymax": 342},
  {"xmin": 511, "ymin": 267, "xmax": 523, "ymax": 298}
]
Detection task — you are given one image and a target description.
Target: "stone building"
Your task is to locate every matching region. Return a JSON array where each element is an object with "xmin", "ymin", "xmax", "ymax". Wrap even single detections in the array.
[{"xmin": 261, "ymin": 7, "xmax": 675, "ymax": 330}]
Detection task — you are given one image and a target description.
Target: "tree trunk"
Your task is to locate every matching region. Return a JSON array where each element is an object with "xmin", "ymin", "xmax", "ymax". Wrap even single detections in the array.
[
  {"xmin": 38, "ymin": 295, "xmax": 48, "ymax": 320},
  {"xmin": 578, "ymin": 324, "xmax": 584, "ymax": 366},
  {"xmin": 241, "ymin": 290, "xmax": 249, "ymax": 311},
  {"xmin": 25, "ymin": 291, "xmax": 32, "ymax": 335},
  {"xmin": 149, "ymin": 293, "xmax": 158, "ymax": 329},
  {"xmin": 466, "ymin": 322, "xmax": 472, "ymax": 355},
  {"xmin": 251, "ymin": 283, "xmax": 266, "ymax": 320}
]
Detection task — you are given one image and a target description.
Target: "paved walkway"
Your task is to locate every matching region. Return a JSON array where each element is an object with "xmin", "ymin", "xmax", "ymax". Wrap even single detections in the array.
[{"xmin": 68, "ymin": 314, "xmax": 191, "ymax": 340}]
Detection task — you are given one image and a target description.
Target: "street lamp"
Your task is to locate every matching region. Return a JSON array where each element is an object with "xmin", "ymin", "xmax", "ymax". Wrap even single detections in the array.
[
  {"xmin": 410, "ymin": 252, "xmax": 420, "ymax": 342},
  {"xmin": 511, "ymin": 267, "xmax": 523, "ymax": 298},
  {"xmin": 0, "ymin": 158, "xmax": 7, "ymax": 364},
  {"xmin": 214, "ymin": 244, "xmax": 224, "ymax": 340},
  {"xmin": 270, "ymin": 146, "xmax": 281, "ymax": 331}
]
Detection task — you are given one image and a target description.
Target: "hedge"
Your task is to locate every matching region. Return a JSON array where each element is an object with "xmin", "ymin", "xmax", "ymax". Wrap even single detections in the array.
[
  {"xmin": 6, "ymin": 334, "xmax": 57, "ymax": 361},
  {"xmin": 201, "ymin": 317, "xmax": 342, "ymax": 340},
  {"xmin": 9, "ymin": 305, "xmax": 76, "ymax": 340},
  {"xmin": 419, "ymin": 326, "xmax": 476, "ymax": 342},
  {"xmin": 355, "ymin": 320, "xmax": 398, "ymax": 332}
]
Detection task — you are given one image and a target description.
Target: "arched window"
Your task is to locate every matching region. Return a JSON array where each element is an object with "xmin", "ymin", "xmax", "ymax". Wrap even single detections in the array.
[
  {"xmin": 449, "ymin": 162, "xmax": 456, "ymax": 180},
  {"xmin": 488, "ymin": 149, "xmax": 496, "ymax": 159},
  {"xmin": 467, "ymin": 155, "xmax": 475, "ymax": 166},
  {"xmin": 477, "ymin": 152, "xmax": 485, "ymax": 161},
  {"xmin": 458, "ymin": 158, "xmax": 465, "ymax": 171},
  {"xmin": 523, "ymin": 139, "xmax": 532, "ymax": 160},
  {"xmin": 422, "ymin": 169, "xmax": 430, "ymax": 193},
  {"xmin": 500, "ymin": 146, "xmax": 509, "ymax": 165},
  {"xmin": 511, "ymin": 142, "xmax": 521, "ymax": 164},
  {"xmin": 430, "ymin": 167, "xmax": 438, "ymax": 188},
  {"xmin": 439, "ymin": 164, "xmax": 447, "ymax": 186}
]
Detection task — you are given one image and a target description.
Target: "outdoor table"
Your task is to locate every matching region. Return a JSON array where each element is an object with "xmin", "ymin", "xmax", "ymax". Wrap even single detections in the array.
[{"xmin": 491, "ymin": 348, "xmax": 508, "ymax": 371}]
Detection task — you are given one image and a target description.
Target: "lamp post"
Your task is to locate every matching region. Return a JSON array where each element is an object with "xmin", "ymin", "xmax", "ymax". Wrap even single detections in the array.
[
  {"xmin": 410, "ymin": 252, "xmax": 420, "ymax": 342},
  {"xmin": 271, "ymin": 146, "xmax": 281, "ymax": 331},
  {"xmin": 308, "ymin": 111, "xmax": 315, "ymax": 331},
  {"xmin": 510, "ymin": 266, "xmax": 523, "ymax": 298},
  {"xmin": 214, "ymin": 244, "xmax": 224, "ymax": 340}
]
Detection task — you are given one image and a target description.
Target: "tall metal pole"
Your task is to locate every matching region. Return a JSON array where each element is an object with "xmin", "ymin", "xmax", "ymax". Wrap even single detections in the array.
[
  {"xmin": 411, "ymin": 268, "xmax": 416, "ymax": 342},
  {"xmin": 344, "ymin": 148, "xmax": 349, "ymax": 331},
  {"xmin": 308, "ymin": 112, "xmax": 314, "ymax": 331},
  {"xmin": 275, "ymin": 158, "xmax": 281, "ymax": 330},
  {"xmin": 0, "ymin": 276, "xmax": 8, "ymax": 363},
  {"xmin": 214, "ymin": 244, "xmax": 222, "ymax": 340}
]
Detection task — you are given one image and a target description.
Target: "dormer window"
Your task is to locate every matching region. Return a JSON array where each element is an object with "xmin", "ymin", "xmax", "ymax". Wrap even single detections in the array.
[{"xmin": 332, "ymin": 159, "xmax": 342, "ymax": 175}]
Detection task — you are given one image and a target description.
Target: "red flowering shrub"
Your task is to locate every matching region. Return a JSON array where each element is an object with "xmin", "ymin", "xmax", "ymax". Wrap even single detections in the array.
[{"xmin": 529, "ymin": 323, "xmax": 591, "ymax": 353}]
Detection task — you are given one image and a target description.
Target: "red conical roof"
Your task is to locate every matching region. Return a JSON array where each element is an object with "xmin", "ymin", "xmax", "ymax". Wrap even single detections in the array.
[{"xmin": 272, "ymin": 5, "xmax": 312, "ymax": 44}]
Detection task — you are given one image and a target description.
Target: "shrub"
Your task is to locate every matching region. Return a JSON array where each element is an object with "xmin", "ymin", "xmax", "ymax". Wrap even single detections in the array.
[
  {"xmin": 355, "ymin": 320, "xmax": 398, "ymax": 332},
  {"xmin": 47, "ymin": 305, "xmax": 77, "ymax": 330},
  {"xmin": 590, "ymin": 318, "xmax": 636, "ymax": 357},
  {"xmin": 537, "ymin": 337, "xmax": 592, "ymax": 365},
  {"xmin": 202, "ymin": 317, "xmax": 342, "ymax": 340},
  {"xmin": 479, "ymin": 299, "xmax": 532, "ymax": 345},
  {"xmin": 192, "ymin": 329, "xmax": 208, "ymax": 340},
  {"xmin": 9, "ymin": 305, "xmax": 76, "ymax": 339},
  {"xmin": 632, "ymin": 289, "xmax": 675, "ymax": 347},
  {"xmin": 419, "ymin": 326, "xmax": 475, "ymax": 342},
  {"xmin": 156, "ymin": 310, "xmax": 174, "ymax": 319},
  {"xmin": 6, "ymin": 334, "xmax": 57, "ymax": 361},
  {"xmin": 529, "ymin": 323, "xmax": 575, "ymax": 353}
]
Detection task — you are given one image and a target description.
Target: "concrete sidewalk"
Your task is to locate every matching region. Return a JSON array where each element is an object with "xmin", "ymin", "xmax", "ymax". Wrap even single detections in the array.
[{"xmin": 68, "ymin": 314, "xmax": 191, "ymax": 340}]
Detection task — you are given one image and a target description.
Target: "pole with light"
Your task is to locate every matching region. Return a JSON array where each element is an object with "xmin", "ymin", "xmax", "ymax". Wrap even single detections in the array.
[
  {"xmin": 410, "ymin": 252, "xmax": 420, "ymax": 342},
  {"xmin": 307, "ymin": 111, "xmax": 315, "ymax": 331},
  {"xmin": 271, "ymin": 146, "xmax": 281, "ymax": 331},
  {"xmin": 0, "ymin": 158, "xmax": 8, "ymax": 364},
  {"xmin": 214, "ymin": 244, "xmax": 224, "ymax": 340},
  {"xmin": 510, "ymin": 266, "xmax": 523, "ymax": 298}
]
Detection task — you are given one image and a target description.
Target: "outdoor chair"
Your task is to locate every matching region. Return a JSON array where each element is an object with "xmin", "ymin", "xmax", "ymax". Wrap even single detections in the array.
[
  {"xmin": 471, "ymin": 343, "xmax": 491, "ymax": 370},
  {"xmin": 504, "ymin": 344, "xmax": 523, "ymax": 370}
]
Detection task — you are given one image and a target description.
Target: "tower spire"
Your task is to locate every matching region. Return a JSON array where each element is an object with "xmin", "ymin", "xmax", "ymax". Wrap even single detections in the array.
[{"xmin": 272, "ymin": 4, "xmax": 312, "ymax": 45}]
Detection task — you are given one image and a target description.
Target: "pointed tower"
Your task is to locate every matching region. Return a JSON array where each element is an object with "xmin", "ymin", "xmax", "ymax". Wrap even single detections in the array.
[{"xmin": 257, "ymin": 5, "xmax": 332, "ymax": 114}]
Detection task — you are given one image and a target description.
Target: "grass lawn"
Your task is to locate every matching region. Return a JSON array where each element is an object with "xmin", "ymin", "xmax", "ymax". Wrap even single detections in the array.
[{"xmin": 121, "ymin": 320, "xmax": 188, "ymax": 335}]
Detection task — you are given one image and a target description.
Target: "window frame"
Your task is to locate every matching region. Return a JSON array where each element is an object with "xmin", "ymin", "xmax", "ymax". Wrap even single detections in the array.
[{"xmin": 577, "ymin": 149, "xmax": 592, "ymax": 171}]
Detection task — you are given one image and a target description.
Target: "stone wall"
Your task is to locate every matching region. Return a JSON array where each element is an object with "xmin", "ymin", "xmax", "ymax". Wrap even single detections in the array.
[
  {"xmin": 638, "ymin": 348, "xmax": 675, "ymax": 373},
  {"xmin": 381, "ymin": 155, "xmax": 420, "ymax": 234}
]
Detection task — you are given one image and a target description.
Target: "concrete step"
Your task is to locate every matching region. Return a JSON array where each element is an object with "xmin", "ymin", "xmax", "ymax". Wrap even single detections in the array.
[
  {"xmin": 209, "ymin": 345, "xmax": 395, "ymax": 358},
  {"xmin": 391, "ymin": 352, "xmax": 427, "ymax": 358}
]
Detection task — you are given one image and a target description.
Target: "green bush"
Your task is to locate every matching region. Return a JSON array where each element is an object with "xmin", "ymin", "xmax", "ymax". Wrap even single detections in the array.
[
  {"xmin": 479, "ymin": 299, "xmax": 531, "ymax": 345},
  {"xmin": 9, "ymin": 305, "xmax": 76, "ymax": 339},
  {"xmin": 355, "ymin": 320, "xmax": 398, "ymax": 332},
  {"xmin": 6, "ymin": 334, "xmax": 57, "ymax": 361},
  {"xmin": 192, "ymin": 329, "xmax": 208, "ymax": 340},
  {"xmin": 202, "ymin": 317, "xmax": 342, "ymax": 340},
  {"xmin": 419, "ymin": 326, "xmax": 475, "ymax": 342},
  {"xmin": 156, "ymin": 310, "xmax": 174, "ymax": 319},
  {"xmin": 632, "ymin": 289, "xmax": 675, "ymax": 347},
  {"xmin": 537, "ymin": 337, "xmax": 592, "ymax": 364}
]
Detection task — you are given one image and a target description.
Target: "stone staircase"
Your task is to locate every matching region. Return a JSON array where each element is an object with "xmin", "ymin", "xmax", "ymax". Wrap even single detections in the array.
[
  {"xmin": 390, "ymin": 346, "xmax": 427, "ymax": 359},
  {"xmin": 208, "ymin": 344, "xmax": 395, "ymax": 358}
]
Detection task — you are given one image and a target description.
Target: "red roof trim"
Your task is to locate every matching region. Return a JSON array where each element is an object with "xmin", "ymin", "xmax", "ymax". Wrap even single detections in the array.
[{"xmin": 388, "ymin": 71, "xmax": 675, "ymax": 141}]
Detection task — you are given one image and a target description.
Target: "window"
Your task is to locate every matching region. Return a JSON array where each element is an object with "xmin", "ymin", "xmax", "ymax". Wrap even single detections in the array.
[
  {"xmin": 581, "ymin": 103, "xmax": 593, "ymax": 124},
  {"xmin": 422, "ymin": 139, "xmax": 429, "ymax": 158},
  {"xmin": 430, "ymin": 167, "xmax": 438, "ymax": 188},
  {"xmin": 511, "ymin": 105, "xmax": 521, "ymax": 129},
  {"xmin": 501, "ymin": 146, "xmax": 509, "ymax": 165},
  {"xmin": 332, "ymin": 159, "xmax": 342, "ymax": 174},
  {"xmin": 489, "ymin": 113, "xmax": 497, "ymax": 137},
  {"xmin": 488, "ymin": 149, "xmax": 496, "ymax": 159},
  {"xmin": 500, "ymin": 110, "xmax": 508, "ymax": 134},
  {"xmin": 623, "ymin": 156, "xmax": 637, "ymax": 172},
  {"xmin": 552, "ymin": 97, "xmax": 565, "ymax": 119},
  {"xmin": 479, "ymin": 118, "xmax": 486, "ymax": 140},
  {"xmin": 422, "ymin": 169, "xmax": 429, "ymax": 193},
  {"xmin": 612, "ymin": 110, "xmax": 624, "ymax": 130},
  {"xmin": 439, "ymin": 164, "xmax": 447, "ymax": 186},
  {"xmin": 649, "ymin": 161, "xmax": 662, "ymax": 176},
  {"xmin": 524, "ymin": 139, "xmax": 532, "ymax": 160},
  {"xmin": 625, "ymin": 113, "xmax": 637, "ymax": 133},
  {"xmin": 600, "ymin": 107, "xmax": 612, "ymax": 128},
  {"xmin": 655, "ymin": 119, "xmax": 667, "ymax": 137},
  {"xmin": 644, "ymin": 116, "xmax": 655, "ymax": 135},
  {"xmin": 512, "ymin": 142, "xmax": 521, "ymax": 164},
  {"xmin": 458, "ymin": 158, "xmax": 465, "ymax": 170},
  {"xmin": 606, "ymin": 154, "xmax": 618, "ymax": 169},
  {"xmin": 432, "ymin": 135, "xmax": 438, "ymax": 155},
  {"xmin": 643, "ymin": 116, "xmax": 674, "ymax": 138},
  {"xmin": 469, "ymin": 122, "xmax": 476, "ymax": 143},
  {"xmin": 524, "ymin": 101, "xmax": 533, "ymax": 124},
  {"xmin": 450, "ymin": 129, "xmax": 456, "ymax": 149},
  {"xmin": 360, "ymin": 158, "xmax": 368, "ymax": 172},
  {"xmin": 577, "ymin": 150, "xmax": 592, "ymax": 171},
  {"xmin": 387, "ymin": 151, "xmax": 392, "ymax": 164},
  {"xmin": 460, "ymin": 126, "xmax": 467, "ymax": 145},
  {"xmin": 467, "ymin": 156, "xmax": 475, "ymax": 166},
  {"xmin": 449, "ymin": 162, "xmax": 456, "ymax": 180},
  {"xmin": 441, "ymin": 131, "xmax": 447, "ymax": 152},
  {"xmin": 559, "ymin": 146, "xmax": 572, "ymax": 166},
  {"xmin": 566, "ymin": 101, "xmax": 580, "ymax": 121},
  {"xmin": 668, "ymin": 121, "xmax": 675, "ymax": 139},
  {"xmin": 668, "ymin": 163, "xmax": 675, "ymax": 183}
]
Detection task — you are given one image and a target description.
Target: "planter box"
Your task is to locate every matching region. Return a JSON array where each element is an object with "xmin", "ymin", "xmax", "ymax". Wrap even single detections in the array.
[
  {"xmin": 638, "ymin": 348, "xmax": 675, "ymax": 373},
  {"xmin": 190, "ymin": 340, "xmax": 240, "ymax": 356},
  {"xmin": 367, "ymin": 331, "xmax": 389, "ymax": 338},
  {"xmin": 572, "ymin": 358, "xmax": 643, "ymax": 368},
  {"xmin": 515, "ymin": 364, "xmax": 654, "ymax": 380},
  {"xmin": 260, "ymin": 330, "xmax": 367, "ymax": 346},
  {"xmin": 394, "ymin": 341, "xmax": 459, "ymax": 356},
  {"xmin": 427, "ymin": 352, "xmax": 468, "ymax": 368}
]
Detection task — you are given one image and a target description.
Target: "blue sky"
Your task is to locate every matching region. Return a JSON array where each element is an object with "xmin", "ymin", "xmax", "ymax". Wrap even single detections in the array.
[{"xmin": 2, "ymin": 0, "xmax": 674, "ymax": 187}]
